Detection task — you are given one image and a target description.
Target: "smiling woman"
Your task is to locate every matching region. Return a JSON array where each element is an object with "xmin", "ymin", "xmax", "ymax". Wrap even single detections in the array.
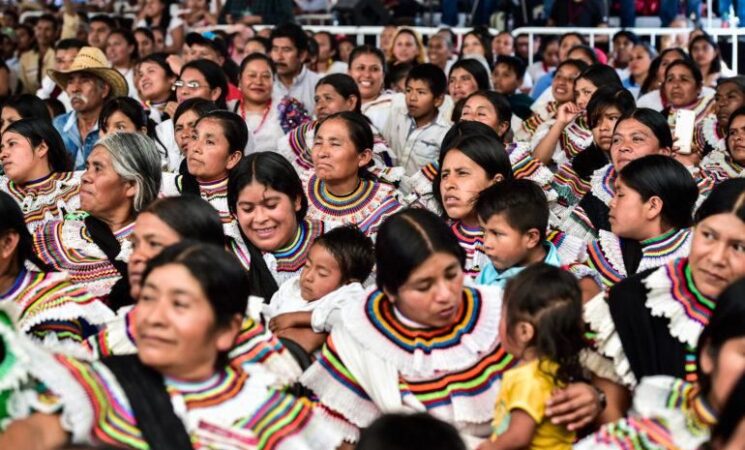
[{"xmin": 703, "ymin": 106, "xmax": 745, "ymax": 182}]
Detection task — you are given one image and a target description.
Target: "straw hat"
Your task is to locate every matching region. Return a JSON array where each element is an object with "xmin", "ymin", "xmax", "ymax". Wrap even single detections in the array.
[{"xmin": 48, "ymin": 46, "xmax": 129, "ymax": 98}]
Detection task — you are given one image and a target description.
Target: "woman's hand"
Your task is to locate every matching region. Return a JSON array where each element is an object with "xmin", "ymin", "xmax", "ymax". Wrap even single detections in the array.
[
  {"xmin": 166, "ymin": 55, "xmax": 184, "ymax": 77},
  {"xmin": 670, "ymin": 133, "xmax": 703, "ymax": 168},
  {"xmin": 164, "ymin": 101, "xmax": 178, "ymax": 119},
  {"xmin": 545, "ymin": 382, "xmax": 602, "ymax": 431},
  {"xmin": 556, "ymin": 102, "xmax": 582, "ymax": 127}
]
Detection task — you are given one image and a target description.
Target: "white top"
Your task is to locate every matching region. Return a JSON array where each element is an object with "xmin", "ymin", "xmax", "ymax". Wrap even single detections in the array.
[
  {"xmin": 135, "ymin": 16, "xmax": 184, "ymax": 47},
  {"xmin": 637, "ymin": 87, "xmax": 716, "ymax": 112},
  {"xmin": 36, "ymin": 76, "xmax": 72, "ymax": 112},
  {"xmin": 272, "ymin": 66, "xmax": 321, "ymax": 113}
]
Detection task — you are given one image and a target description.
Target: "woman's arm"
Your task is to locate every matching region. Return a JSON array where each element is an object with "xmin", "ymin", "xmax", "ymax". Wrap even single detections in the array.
[
  {"xmin": 164, "ymin": 24, "xmax": 185, "ymax": 55},
  {"xmin": 0, "ymin": 413, "xmax": 70, "ymax": 450},
  {"xmin": 476, "ymin": 410, "xmax": 536, "ymax": 450},
  {"xmin": 545, "ymin": 382, "xmax": 602, "ymax": 431},
  {"xmin": 593, "ymin": 376, "xmax": 631, "ymax": 424},
  {"xmin": 532, "ymin": 102, "xmax": 582, "ymax": 165}
]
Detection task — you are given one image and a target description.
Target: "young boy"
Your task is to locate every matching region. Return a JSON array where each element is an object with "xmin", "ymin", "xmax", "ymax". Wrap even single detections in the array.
[
  {"xmin": 492, "ymin": 56, "xmax": 534, "ymax": 120},
  {"xmin": 383, "ymin": 63, "xmax": 451, "ymax": 176},
  {"xmin": 263, "ymin": 225, "xmax": 374, "ymax": 353}
]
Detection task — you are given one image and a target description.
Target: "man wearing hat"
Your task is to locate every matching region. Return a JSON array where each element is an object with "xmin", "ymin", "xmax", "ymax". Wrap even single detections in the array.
[{"xmin": 50, "ymin": 46, "xmax": 128, "ymax": 170}]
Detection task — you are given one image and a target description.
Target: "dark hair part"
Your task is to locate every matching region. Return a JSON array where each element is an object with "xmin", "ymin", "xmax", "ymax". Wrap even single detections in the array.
[
  {"xmin": 448, "ymin": 58, "xmax": 491, "ymax": 92},
  {"xmin": 349, "ymin": 45, "xmax": 387, "ymax": 73},
  {"xmin": 313, "ymin": 225, "xmax": 374, "ymax": 283},
  {"xmin": 239, "ymin": 52, "xmax": 276, "ymax": 77},
  {"xmin": 694, "ymin": 178, "xmax": 745, "ymax": 224},
  {"xmin": 316, "ymin": 73, "xmax": 362, "ymax": 114},
  {"xmin": 143, "ymin": 196, "xmax": 225, "ymax": 248},
  {"xmin": 55, "ymin": 38, "xmax": 86, "ymax": 51},
  {"xmin": 613, "ymin": 30, "xmax": 639, "ymax": 45},
  {"xmin": 316, "ymin": 111, "xmax": 374, "ymax": 155},
  {"xmin": 385, "ymin": 62, "xmax": 413, "ymax": 91},
  {"xmin": 4, "ymin": 118, "xmax": 72, "ymax": 172},
  {"xmin": 618, "ymin": 155, "xmax": 698, "ymax": 229},
  {"xmin": 173, "ymin": 98, "xmax": 218, "ymax": 125},
  {"xmin": 90, "ymin": 14, "xmax": 117, "ymax": 31},
  {"xmin": 476, "ymin": 179, "xmax": 548, "ymax": 241},
  {"xmin": 314, "ymin": 31, "xmax": 339, "ymax": 61},
  {"xmin": 567, "ymin": 44, "xmax": 599, "ymax": 65},
  {"xmin": 503, "ymin": 264, "xmax": 587, "ymax": 384},
  {"xmin": 689, "ymin": 33, "xmax": 722, "ymax": 76},
  {"xmin": 138, "ymin": 52, "xmax": 178, "ymax": 79},
  {"xmin": 36, "ymin": 13, "xmax": 59, "ymax": 31},
  {"xmin": 406, "ymin": 63, "xmax": 447, "ymax": 98},
  {"xmin": 180, "ymin": 59, "xmax": 228, "ymax": 109},
  {"xmin": 134, "ymin": 27, "xmax": 155, "ymax": 44},
  {"xmin": 195, "ymin": 110, "xmax": 248, "ymax": 154},
  {"xmin": 710, "ymin": 372, "xmax": 745, "ymax": 447},
  {"xmin": 577, "ymin": 64, "xmax": 623, "ymax": 89},
  {"xmin": 586, "ymin": 86, "xmax": 636, "ymax": 129},
  {"xmin": 376, "ymin": 208, "xmax": 465, "ymax": 294},
  {"xmin": 615, "ymin": 108, "xmax": 673, "ymax": 150},
  {"xmin": 664, "ymin": 58, "xmax": 703, "ymax": 88},
  {"xmin": 494, "ymin": 55, "xmax": 526, "ymax": 81},
  {"xmin": 462, "ymin": 90, "xmax": 512, "ymax": 139},
  {"xmin": 246, "ymin": 36, "xmax": 271, "ymax": 54},
  {"xmin": 269, "ymin": 22, "xmax": 309, "ymax": 54},
  {"xmin": 2, "ymin": 94, "xmax": 52, "ymax": 124},
  {"xmin": 0, "ymin": 191, "xmax": 51, "ymax": 270},
  {"xmin": 357, "ymin": 413, "xmax": 467, "ymax": 450}
]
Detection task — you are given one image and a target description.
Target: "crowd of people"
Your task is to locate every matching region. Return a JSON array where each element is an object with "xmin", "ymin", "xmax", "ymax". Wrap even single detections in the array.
[{"xmin": 0, "ymin": 3, "xmax": 743, "ymax": 449}]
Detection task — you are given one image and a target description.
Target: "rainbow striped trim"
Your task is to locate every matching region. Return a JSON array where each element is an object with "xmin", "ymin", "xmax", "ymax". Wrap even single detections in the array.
[
  {"xmin": 307, "ymin": 175, "xmax": 380, "ymax": 217},
  {"xmin": 3, "ymin": 172, "xmax": 80, "ymax": 228},
  {"xmin": 273, "ymin": 219, "xmax": 325, "ymax": 274},
  {"xmin": 287, "ymin": 120, "xmax": 317, "ymax": 170},
  {"xmin": 236, "ymin": 390, "xmax": 316, "ymax": 449},
  {"xmin": 560, "ymin": 115, "xmax": 592, "ymax": 160},
  {"xmin": 664, "ymin": 259, "xmax": 715, "ymax": 327}
]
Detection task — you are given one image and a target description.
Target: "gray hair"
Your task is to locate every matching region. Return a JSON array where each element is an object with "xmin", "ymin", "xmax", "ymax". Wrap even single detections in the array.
[{"xmin": 95, "ymin": 132, "xmax": 162, "ymax": 212}]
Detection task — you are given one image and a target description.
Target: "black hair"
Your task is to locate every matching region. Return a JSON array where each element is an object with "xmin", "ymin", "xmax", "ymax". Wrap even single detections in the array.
[
  {"xmin": 228, "ymin": 151, "xmax": 308, "ymax": 221},
  {"xmin": 689, "ymin": 33, "xmax": 722, "ymax": 76},
  {"xmin": 0, "ymin": 191, "xmax": 49, "ymax": 271},
  {"xmin": 180, "ymin": 59, "xmax": 228, "ymax": 109},
  {"xmin": 615, "ymin": 108, "xmax": 673, "ymax": 150},
  {"xmin": 618, "ymin": 155, "xmax": 698, "ymax": 229},
  {"xmin": 375, "ymin": 208, "xmax": 465, "ymax": 294},
  {"xmin": 349, "ymin": 45, "xmax": 387, "ymax": 74},
  {"xmin": 55, "ymin": 38, "xmax": 86, "ymax": 51},
  {"xmin": 108, "ymin": 28, "xmax": 139, "ymax": 62},
  {"xmin": 143, "ymin": 196, "xmax": 225, "ymax": 248},
  {"xmin": 664, "ymin": 58, "xmax": 703, "ymax": 88},
  {"xmin": 246, "ymin": 36, "xmax": 271, "ymax": 54},
  {"xmin": 460, "ymin": 30, "xmax": 493, "ymax": 68},
  {"xmin": 99, "ymin": 96, "xmax": 148, "ymax": 133},
  {"xmin": 503, "ymin": 263, "xmax": 587, "ymax": 384},
  {"xmin": 44, "ymin": 98, "xmax": 65, "ymax": 118},
  {"xmin": 134, "ymin": 27, "xmax": 155, "ymax": 44},
  {"xmin": 313, "ymin": 225, "xmax": 374, "ymax": 283},
  {"xmin": 461, "ymin": 90, "xmax": 512, "ymax": 139},
  {"xmin": 639, "ymin": 55, "xmax": 663, "ymax": 96},
  {"xmin": 406, "ymin": 63, "xmax": 447, "ymax": 98},
  {"xmin": 476, "ymin": 179, "xmax": 548, "ymax": 241},
  {"xmin": 315, "ymin": 111, "xmax": 374, "ymax": 156},
  {"xmin": 269, "ymin": 22, "xmax": 309, "ymax": 54},
  {"xmin": 612, "ymin": 30, "xmax": 639, "ymax": 45},
  {"xmin": 559, "ymin": 32, "xmax": 587, "ymax": 47},
  {"xmin": 556, "ymin": 59, "xmax": 590, "ymax": 77},
  {"xmin": 726, "ymin": 106, "xmax": 745, "ymax": 163},
  {"xmin": 586, "ymin": 86, "xmax": 636, "ymax": 129},
  {"xmin": 4, "ymin": 118, "xmax": 72, "ymax": 173},
  {"xmin": 694, "ymin": 178, "xmax": 745, "ymax": 224},
  {"xmin": 173, "ymin": 98, "xmax": 218, "ymax": 126},
  {"xmin": 357, "ymin": 413, "xmax": 467, "ymax": 450},
  {"xmin": 437, "ymin": 28, "xmax": 458, "ymax": 49},
  {"xmin": 143, "ymin": 0, "xmax": 171, "ymax": 33},
  {"xmin": 710, "ymin": 372, "xmax": 745, "ymax": 447},
  {"xmin": 385, "ymin": 62, "xmax": 413, "ymax": 91},
  {"xmin": 195, "ymin": 110, "xmax": 248, "ymax": 154},
  {"xmin": 577, "ymin": 64, "xmax": 623, "ymax": 89},
  {"xmin": 494, "ymin": 55, "xmax": 526, "ymax": 81},
  {"xmin": 36, "ymin": 13, "xmax": 59, "ymax": 31},
  {"xmin": 239, "ymin": 52, "xmax": 277, "ymax": 77},
  {"xmin": 142, "ymin": 241, "xmax": 249, "ymax": 329},
  {"xmin": 316, "ymin": 73, "xmax": 362, "ymax": 114},
  {"xmin": 314, "ymin": 31, "xmax": 339, "ymax": 61},
  {"xmin": 537, "ymin": 35, "xmax": 559, "ymax": 61},
  {"xmin": 2, "ymin": 94, "xmax": 52, "ymax": 124},
  {"xmin": 138, "ymin": 52, "xmax": 177, "ymax": 79},
  {"xmin": 719, "ymin": 75, "xmax": 745, "ymax": 96},
  {"xmin": 90, "ymin": 14, "xmax": 117, "ymax": 31},
  {"xmin": 567, "ymin": 44, "xmax": 599, "ymax": 65},
  {"xmin": 448, "ymin": 58, "xmax": 490, "ymax": 92}
]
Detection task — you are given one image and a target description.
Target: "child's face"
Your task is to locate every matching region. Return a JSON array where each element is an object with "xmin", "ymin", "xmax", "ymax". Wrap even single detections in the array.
[
  {"xmin": 608, "ymin": 178, "xmax": 656, "ymax": 240},
  {"xmin": 498, "ymin": 304, "xmax": 531, "ymax": 358},
  {"xmin": 405, "ymin": 78, "xmax": 441, "ymax": 121},
  {"xmin": 480, "ymin": 213, "xmax": 534, "ymax": 271},
  {"xmin": 492, "ymin": 63, "xmax": 521, "ymax": 94},
  {"xmin": 591, "ymin": 106, "xmax": 622, "ymax": 152},
  {"xmin": 300, "ymin": 243, "xmax": 344, "ymax": 302}
]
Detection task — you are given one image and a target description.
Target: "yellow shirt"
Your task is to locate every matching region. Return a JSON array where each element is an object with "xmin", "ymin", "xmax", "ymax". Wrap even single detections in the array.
[{"xmin": 492, "ymin": 359, "xmax": 574, "ymax": 450}]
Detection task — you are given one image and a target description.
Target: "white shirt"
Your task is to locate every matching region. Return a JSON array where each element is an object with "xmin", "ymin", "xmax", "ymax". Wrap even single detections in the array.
[
  {"xmin": 36, "ymin": 75, "xmax": 72, "ymax": 112},
  {"xmin": 272, "ymin": 66, "xmax": 321, "ymax": 113}
]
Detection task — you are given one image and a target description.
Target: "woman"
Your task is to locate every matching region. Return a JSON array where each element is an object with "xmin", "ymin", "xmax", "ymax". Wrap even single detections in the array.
[
  {"xmin": 349, "ymin": 45, "xmax": 394, "ymax": 133},
  {"xmin": 388, "ymin": 28, "xmax": 425, "ymax": 66},
  {"xmin": 230, "ymin": 52, "xmax": 310, "ymax": 153},
  {"xmin": 623, "ymin": 42, "xmax": 657, "ymax": 98},
  {"xmin": 133, "ymin": 27, "xmax": 155, "ymax": 58},
  {"xmin": 0, "ymin": 191, "xmax": 113, "ymax": 345},
  {"xmin": 526, "ymin": 36, "xmax": 559, "ymax": 85},
  {"xmin": 136, "ymin": 0, "xmax": 184, "ymax": 54},
  {"xmin": 313, "ymin": 31, "xmax": 347, "ymax": 75},
  {"xmin": 0, "ymin": 93, "xmax": 52, "ymax": 134},
  {"xmin": 690, "ymin": 34, "xmax": 732, "ymax": 88},
  {"xmin": 300, "ymin": 208, "xmax": 605, "ymax": 445},
  {"xmin": 305, "ymin": 112, "xmax": 402, "ymax": 239},
  {"xmin": 0, "ymin": 119, "xmax": 77, "ymax": 232},
  {"xmin": 694, "ymin": 76, "xmax": 745, "ymax": 158},
  {"xmin": 661, "ymin": 59, "xmax": 714, "ymax": 134},
  {"xmin": 637, "ymin": 48, "xmax": 689, "ymax": 111},
  {"xmin": 585, "ymin": 155, "xmax": 699, "ymax": 289},
  {"xmin": 32, "ymin": 132, "xmax": 161, "ymax": 300},
  {"xmin": 105, "ymin": 29, "xmax": 139, "ymax": 102},
  {"xmin": 171, "ymin": 98, "xmax": 218, "ymax": 166},
  {"xmin": 136, "ymin": 52, "xmax": 177, "ymax": 123},
  {"xmin": 702, "ymin": 106, "xmax": 745, "ymax": 183},
  {"xmin": 447, "ymin": 58, "xmax": 491, "ymax": 104},
  {"xmin": 99, "ymin": 97, "xmax": 149, "ymax": 136},
  {"xmin": 460, "ymin": 30, "xmax": 493, "ymax": 68},
  {"xmin": 0, "ymin": 242, "xmax": 344, "ymax": 449},
  {"xmin": 586, "ymin": 178, "xmax": 745, "ymax": 388}
]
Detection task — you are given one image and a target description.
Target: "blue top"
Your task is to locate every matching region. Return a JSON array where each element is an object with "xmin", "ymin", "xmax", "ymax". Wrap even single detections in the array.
[
  {"xmin": 53, "ymin": 111, "xmax": 100, "ymax": 170},
  {"xmin": 531, "ymin": 71, "xmax": 555, "ymax": 100},
  {"xmin": 476, "ymin": 241, "xmax": 561, "ymax": 288}
]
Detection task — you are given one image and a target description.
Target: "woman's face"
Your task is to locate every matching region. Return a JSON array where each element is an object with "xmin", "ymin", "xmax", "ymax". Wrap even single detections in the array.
[
  {"xmin": 657, "ymin": 51, "xmax": 685, "ymax": 84},
  {"xmin": 338, "ymin": 41, "xmax": 354, "ymax": 64},
  {"xmin": 392, "ymin": 252, "xmax": 465, "ymax": 328},
  {"xmin": 716, "ymin": 82, "xmax": 745, "ymax": 130},
  {"xmin": 0, "ymin": 106, "xmax": 22, "ymax": 134},
  {"xmin": 543, "ymin": 41, "xmax": 560, "ymax": 67},
  {"xmin": 137, "ymin": 61, "xmax": 174, "ymax": 102},
  {"xmin": 701, "ymin": 336, "xmax": 745, "ymax": 413},
  {"xmin": 609, "ymin": 178, "xmax": 655, "ymax": 240},
  {"xmin": 610, "ymin": 118, "xmax": 666, "ymax": 170},
  {"xmin": 392, "ymin": 32, "xmax": 419, "ymax": 63},
  {"xmin": 188, "ymin": 118, "xmax": 241, "ymax": 181},
  {"xmin": 691, "ymin": 40, "xmax": 717, "ymax": 69},
  {"xmin": 628, "ymin": 45, "xmax": 652, "ymax": 78},
  {"xmin": 460, "ymin": 95, "xmax": 506, "ymax": 137},
  {"xmin": 559, "ymin": 35, "xmax": 583, "ymax": 60},
  {"xmin": 689, "ymin": 213, "xmax": 745, "ymax": 299},
  {"xmin": 592, "ymin": 105, "xmax": 622, "ymax": 152},
  {"xmin": 235, "ymin": 181, "xmax": 301, "ymax": 252},
  {"xmin": 174, "ymin": 109, "xmax": 199, "ymax": 155},
  {"xmin": 144, "ymin": 0, "xmax": 165, "ymax": 17},
  {"xmin": 664, "ymin": 64, "xmax": 700, "ymax": 107},
  {"xmin": 462, "ymin": 33, "xmax": 485, "ymax": 57},
  {"xmin": 349, "ymin": 53, "xmax": 385, "ymax": 101},
  {"xmin": 314, "ymin": 84, "xmax": 355, "ymax": 121},
  {"xmin": 311, "ymin": 118, "xmax": 369, "ymax": 184},
  {"xmin": 239, "ymin": 59, "xmax": 273, "ymax": 105},
  {"xmin": 135, "ymin": 31, "xmax": 155, "ymax": 58},
  {"xmin": 128, "ymin": 212, "xmax": 181, "ymax": 299},
  {"xmin": 106, "ymin": 33, "xmax": 133, "ymax": 67},
  {"xmin": 448, "ymin": 67, "xmax": 479, "ymax": 102},
  {"xmin": 314, "ymin": 33, "xmax": 332, "ymax": 61},
  {"xmin": 101, "ymin": 111, "xmax": 140, "ymax": 138},
  {"xmin": 135, "ymin": 263, "xmax": 238, "ymax": 380},
  {"xmin": 440, "ymin": 149, "xmax": 496, "ymax": 222},
  {"xmin": 176, "ymin": 68, "xmax": 219, "ymax": 104},
  {"xmin": 80, "ymin": 146, "xmax": 135, "ymax": 217},
  {"xmin": 552, "ymin": 64, "xmax": 581, "ymax": 104},
  {"xmin": 727, "ymin": 115, "xmax": 745, "ymax": 165},
  {"xmin": 574, "ymin": 77, "xmax": 597, "ymax": 110},
  {"xmin": 0, "ymin": 130, "xmax": 49, "ymax": 183}
]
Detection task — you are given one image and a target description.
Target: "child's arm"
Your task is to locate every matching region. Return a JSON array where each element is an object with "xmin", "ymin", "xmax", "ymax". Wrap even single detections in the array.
[
  {"xmin": 275, "ymin": 328, "xmax": 328, "ymax": 354},
  {"xmin": 268, "ymin": 312, "xmax": 312, "ymax": 333},
  {"xmin": 477, "ymin": 409, "xmax": 537, "ymax": 450}
]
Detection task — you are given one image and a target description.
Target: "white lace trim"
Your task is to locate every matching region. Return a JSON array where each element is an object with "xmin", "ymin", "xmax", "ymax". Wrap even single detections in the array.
[
  {"xmin": 589, "ymin": 164, "xmax": 614, "ymax": 206},
  {"xmin": 643, "ymin": 265, "xmax": 704, "ymax": 348}
]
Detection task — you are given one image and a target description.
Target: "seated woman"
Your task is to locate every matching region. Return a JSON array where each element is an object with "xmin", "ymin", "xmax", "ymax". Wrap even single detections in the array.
[
  {"xmin": 135, "ymin": 52, "xmax": 177, "ymax": 124},
  {"xmin": 230, "ymin": 53, "xmax": 310, "ymax": 153},
  {"xmin": 695, "ymin": 77, "xmax": 745, "ymax": 162},
  {"xmin": 636, "ymin": 48, "xmax": 689, "ymax": 111},
  {"xmin": 578, "ymin": 278, "xmax": 745, "ymax": 449},
  {"xmin": 169, "ymin": 97, "xmax": 218, "ymax": 172},
  {"xmin": 0, "ymin": 119, "xmax": 79, "ymax": 232},
  {"xmin": 586, "ymin": 179, "xmax": 745, "ymax": 389},
  {"xmin": 0, "ymin": 192, "xmax": 113, "ymax": 346},
  {"xmin": 585, "ymin": 155, "xmax": 699, "ymax": 289},
  {"xmin": 304, "ymin": 112, "xmax": 402, "ymax": 240},
  {"xmin": 300, "ymin": 208, "xmax": 604, "ymax": 446},
  {"xmin": 0, "ymin": 94, "xmax": 52, "ymax": 134},
  {"xmin": 623, "ymin": 42, "xmax": 657, "ymax": 98},
  {"xmin": 33, "ymin": 133, "xmax": 161, "ymax": 301},
  {"xmin": 661, "ymin": 59, "xmax": 715, "ymax": 143},
  {"xmin": 702, "ymin": 106, "xmax": 745, "ymax": 183},
  {"xmin": 447, "ymin": 58, "xmax": 491, "ymax": 104},
  {"xmin": 690, "ymin": 33, "xmax": 733, "ymax": 89},
  {"xmin": 0, "ymin": 242, "xmax": 345, "ymax": 449},
  {"xmin": 349, "ymin": 45, "xmax": 395, "ymax": 133}
]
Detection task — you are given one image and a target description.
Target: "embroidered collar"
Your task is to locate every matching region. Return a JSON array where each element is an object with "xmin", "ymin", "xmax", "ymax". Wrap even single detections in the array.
[
  {"xmin": 165, "ymin": 365, "xmax": 248, "ymax": 409},
  {"xmin": 0, "ymin": 268, "xmax": 28, "ymax": 299},
  {"xmin": 450, "ymin": 221, "xmax": 483, "ymax": 247},
  {"xmin": 308, "ymin": 175, "xmax": 379, "ymax": 216},
  {"xmin": 589, "ymin": 164, "xmax": 616, "ymax": 206},
  {"xmin": 273, "ymin": 219, "xmax": 322, "ymax": 272},
  {"xmin": 198, "ymin": 176, "xmax": 229, "ymax": 196}
]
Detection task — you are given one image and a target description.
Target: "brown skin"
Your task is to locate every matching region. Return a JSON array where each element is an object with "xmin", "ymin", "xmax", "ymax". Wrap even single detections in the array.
[
  {"xmin": 593, "ymin": 376, "xmax": 631, "ymax": 423},
  {"xmin": 0, "ymin": 412, "xmax": 70, "ymax": 449},
  {"xmin": 269, "ymin": 312, "xmax": 328, "ymax": 353}
]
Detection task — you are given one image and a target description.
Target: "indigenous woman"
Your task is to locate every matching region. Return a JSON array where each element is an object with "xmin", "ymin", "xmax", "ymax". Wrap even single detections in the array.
[
  {"xmin": 460, "ymin": 30, "xmax": 493, "ymax": 68},
  {"xmin": 105, "ymin": 28, "xmax": 140, "ymax": 102},
  {"xmin": 578, "ymin": 278, "xmax": 745, "ymax": 449},
  {"xmin": 585, "ymin": 179, "xmax": 745, "ymax": 389},
  {"xmin": 0, "ymin": 94, "xmax": 52, "ymax": 134},
  {"xmin": 170, "ymin": 98, "xmax": 217, "ymax": 170},
  {"xmin": 0, "ymin": 242, "xmax": 344, "ymax": 450},
  {"xmin": 137, "ymin": 0, "xmax": 184, "ymax": 53},
  {"xmin": 661, "ymin": 59, "xmax": 714, "ymax": 137},
  {"xmin": 702, "ymin": 106, "xmax": 745, "ymax": 183},
  {"xmin": 300, "ymin": 208, "xmax": 604, "ymax": 445},
  {"xmin": 348, "ymin": 45, "xmax": 394, "ymax": 133},
  {"xmin": 230, "ymin": 53, "xmax": 309, "ymax": 153},
  {"xmin": 585, "ymin": 155, "xmax": 698, "ymax": 289},
  {"xmin": 135, "ymin": 52, "xmax": 177, "ymax": 124},
  {"xmin": 623, "ymin": 42, "xmax": 657, "ymax": 98},
  {"xmin": 447, "ymin": 58, "xmax": 491, "ymax": 104},
  {"xmin": 0, "ymin": 192, "xmax": 113, "ymax": 346},
  {"xmin": 305, "ymin": 112, "xmax": 402, "ymax": 239},
  {"xmin": 694, "ymin": 76, "xmax": 745, "ymax": 159},
  {"xmin": 32, "ymin": 133, "xmax": 161, "ymax": 300},
  {"xmin": 690, "ymin": 33, "xmax": 732, "ymax": 88},
  {"xmin": 0, "ymin": 119, "xmax": 78, "ymax": 232},
  {"xmin": 636, "ymin": 48, "xmax": 689, "ymax": 111}
]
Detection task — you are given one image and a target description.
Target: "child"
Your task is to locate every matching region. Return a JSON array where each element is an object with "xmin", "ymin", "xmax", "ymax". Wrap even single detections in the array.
[
  {"xmin": 492, "ymin": 56, "xmax": 534, "ymax": 120},
  {"xmin": 383, "ymin": 63, "xmax": 451, "ymax": 176},
  {"xmin": 478, "ymin": 264, "xmax": 587, "ymax": 450},
  {"xmin": 263, "ymin": 225, "xmax": 374, "ymax": 353}
]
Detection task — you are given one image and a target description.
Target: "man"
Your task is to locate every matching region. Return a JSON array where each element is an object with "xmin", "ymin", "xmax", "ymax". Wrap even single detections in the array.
[
  {"xmin": 19, "ymin": 14, "xmax": 58, "ymax": 94},
  {"xmin": 37, "ymin": 39, "xmax": 86, "ymax": 112},
  {"xmin": 87, "ymin": 15, "xmax": 115, "ymax": 51},
  {"xmin": 269, "ymin": 22, "xmax": 319, "ymax": 111},
  {"xmin": 50, "ymin": 47, "xmax": 128, "ymax": 169}
]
